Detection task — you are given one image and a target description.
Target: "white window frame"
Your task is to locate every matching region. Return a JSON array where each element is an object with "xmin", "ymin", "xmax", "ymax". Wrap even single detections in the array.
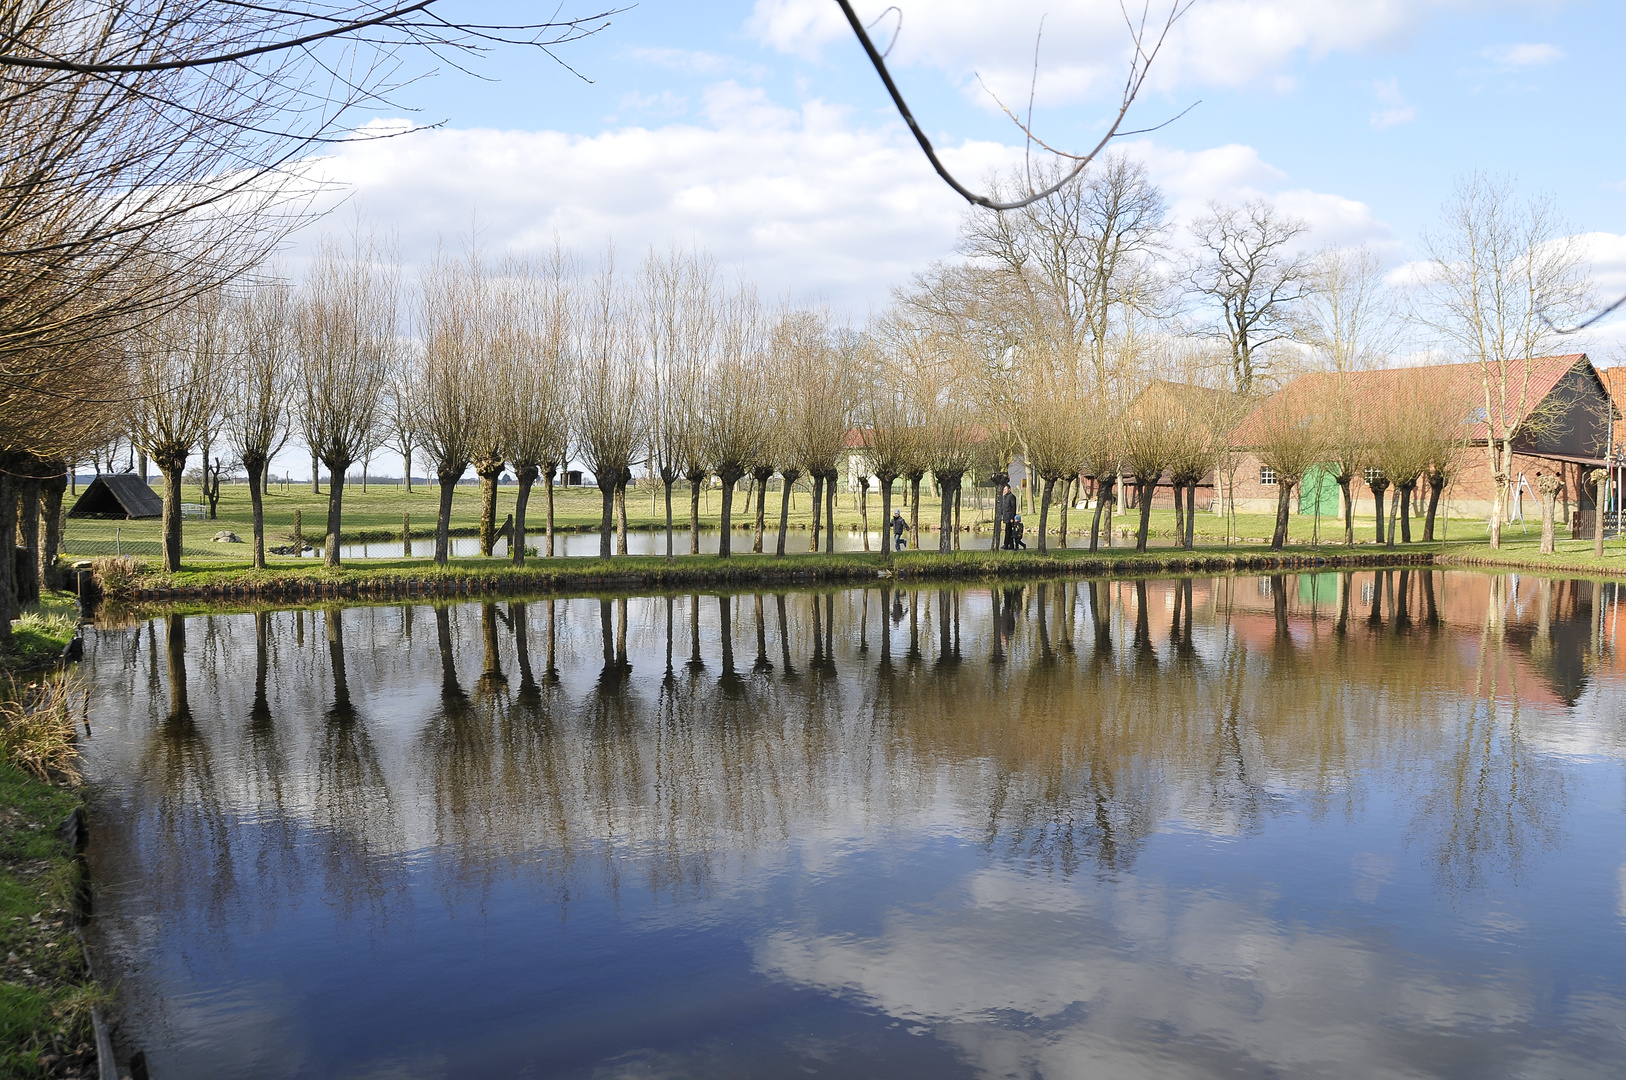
[{"xmin": 1259, "ymin": 465, "xmax": 1278, "ymax": 486}]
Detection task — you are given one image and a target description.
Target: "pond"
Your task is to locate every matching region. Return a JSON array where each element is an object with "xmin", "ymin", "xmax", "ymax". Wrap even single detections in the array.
[{"xmin": 78, "ymin": 571, "xmax": 1626, "ymax": 1079}]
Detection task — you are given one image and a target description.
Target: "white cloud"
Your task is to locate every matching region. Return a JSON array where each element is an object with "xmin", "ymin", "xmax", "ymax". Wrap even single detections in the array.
[
  {"xmin": 1369, "ymin": 78, "xmax": 1416, "ymax": 130},
  {"xmin": 1481, "ymin": 42, "xmax": 1564, "ymax": 69},
  {"xmin": 623, "ymin": 46, "xmax": 768, "ymax": 80},
  {"xmin": 748, "ymin": 0, "xmax": 1470, "ymax": 106}
]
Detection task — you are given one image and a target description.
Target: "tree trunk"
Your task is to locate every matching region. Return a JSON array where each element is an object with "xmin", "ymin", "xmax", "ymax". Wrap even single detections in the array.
[
  {"xmin": 513, "ymin": 465, "xmax": 537, "ymax": 566},
  {"xmin": 1371, "ymin": 479, "xmax": 1389, "ymax": 544},
  {"xmin": 689, "ymin": 475, "xmax": 703, "ymax": 555},
  {"xmin": 311, "ymin": 452, "xmax": 320, "ymax": 494},
  {"xmin": 663, "ymin": 475, "xmax": 676, "ymax": 560},
  {"xmin": 1058, "ymin": 479, "xmax": 1070, "ymax": 549},
  {"xmin": 404, "ymin": 447, "xmax": 413, "ymax": 493},
  {"xmin": 953, "ymin": 481, "xmax": 961, "ymax": 550},
  {"xmin": 808, "ymin": 473, "xmax": 823, "ymax": 552},
  {"xmin": 877, "ymin": 473, "xmax": 895, "ymax": 557},
  {"xmin": 160, "ymin": 457, "xmax": 185, "ymax": 572},
  {"xmin": 1422, "ymin": 473, "xmax": 1445, "ymax": 542},
  {"xmin": 435, "ymin": 466, "xmax": 463, "ymax": 565},
  {"xmin": 1339, "ymin": 477, "xmax": 1355, "ymax": 545},
  {"xmin": 718, "ymin": 470, "xmax": 739, "ymax": 557},
  {"xmin": 824, "ymin": 470, "xmax": 836, "ymax": 553},
  {"xmin": 859, "ymin": 479, "xmax": 870, "ymax": 551},
  {"xmin": 937, "ymin": 474, "xmax": 954, "ymax": 553},
  {"xmin": 615, "ymin": 474, "xmax": 628, "ymax": 556},
  {"xmin": 0, "ymin": 473, "xmax": 15, "ymax": 642},
  {"xmin": 1270, "ymin": 480, "xmax": 1294, "ymax": 550},
  {"xmin": 1037, "ymin": 476, "xmax": 1055, "ymax": 553},
  {"xmin": 598, "ymin": 480, "xmax": 615, "ymax": 560},
  {"xmin": 753, "ymin": 470, "xmax": 771, "ymax": 553},
  {"xmin": 1596, "ymin": 474, "xmax": 1610, "ymax": 558},
  {"xmin": 1184, "ymin": 484, "xmax": 1197, "ymax": 550},
  {"xmin": 1135, "ymin": 479, "xmax": 1154, "ymax": 553},
  {"xmin": 246, "ymin": 457, "xmax": 268, "ymax": 569},
  {"xmin": 1540, "ymin": 491, "xmax": 1557, "ymax": 554},
  {"xmin": 477, "ymin": 460, "xmax": 503, "ymax": 556},
  {"xmin": 1172, "ymin": 480, "xmax": 1185, "ymax": 546},
  {"xmin": 1089, "ymin": 476, "xmax": 1113, "ymax": 553},
  {"xmin": 1387, "ymin": 487, "xmax": 1399, "ymax": 548},
  {"xmin": 1398, "ymin": 482, "xmax": 1415, "ymax": 543},
  {"xmin": 324, "ymin": 462, "xmax": 346, "ymax": 568},
  {"xmin": 39, "ymin": 468, "xmax": 65, "ymax": 591},
  {"xmin": 16, "ymin": 480, "xmax": 38, "ymax": 607},
  {"xmin": 544, "ymin": 466, "xmax": 557, "ymax": 557},
  {"xmin": 909, "ymin": 475, "xmax": 921, "ymax": 549},
  {"xmin": 777, "ymin": 473, "xmax": 796, "ymax": 556}
]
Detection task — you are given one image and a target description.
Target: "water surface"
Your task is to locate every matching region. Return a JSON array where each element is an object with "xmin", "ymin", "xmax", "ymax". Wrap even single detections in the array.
[{"xmin": 79, "ymin": 571, "xmax": 1626, "ymax": 1078}]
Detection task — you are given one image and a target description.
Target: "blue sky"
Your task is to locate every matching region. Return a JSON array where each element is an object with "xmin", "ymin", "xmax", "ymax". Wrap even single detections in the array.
[{"xmin": 298, "ymin": 0, "xmax": 1626, "ymax": 288}]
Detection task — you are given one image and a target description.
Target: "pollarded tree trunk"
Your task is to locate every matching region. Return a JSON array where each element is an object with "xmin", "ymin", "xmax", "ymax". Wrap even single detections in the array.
[
  {"xmin": 953, "ymin": 481, "xmax": 962, "ymax": 550},
  {"xmin": 322, "ymin": 456, "xmax": 349, "ymax": 568},
  {"xmin": 1270, "ymin": 480, "xmax": 1294, "ymax": 550},
  {"xmin": 876, "ymin": 471, "xmax": 896, "ymax": 558},
  {"xmin": 0, "ymin": 473, "xmax": 15, "ymax": 643},
  {"xmin": 39, "ymin": 467, "xmax": 65, "ymax": 590},
  {"xmin": 808, "ymin": 473, "xmax": 823, "ymax": 553},
  {"xmin": 937, "ymin": 474, "xmax": 954, "ymax": 553},
  {"xmin": 543, "ymin": 465, "xmax": 557, "ymax": 557},
  {"xmin": 157, "ymin": 452, "xmax": 186, "ymax": 572},
  {"xmin": 477, "ymin": 458, "xmax": 504, "ymax": 556},
  {"xmin": 435, "ymin": 465, "xmax": 464, "ymax": 565},
  {"xmin": 1397, "ymin": 481, "xmax": 1417, "ymax": 544},
  {"xmin": 858, "ymin": 477, "xmax": 870, "ymax": 551},
  {"xmin": 512, "ymin": 464, "xmax": 538, "ymax": 566},
  {"xmin": 1422, "ymin": 471, "xmax": 1446, "ymax": 542},
  {"xmin": 615, "ymin": 471, "xmax": 629, "ymax": 556},
  {"xmin": 1370, "ymin": 478, "xmax": 1390, "ymax": 544},
  {"xmin": 752, "ymin": 466, "xmax": 774, "ymax": 553},
  {"xmin": 598, "ymin": 477, "xmax": 615, "ymax": 560},
  {"xmin": 16, "ymin": 480, "xmax": 39, "ymax": 607},
  {"xmin": 1184, "ymin": 484, "xmax": 1197, "ymax": 550},
  {"xmin": 1338, "ymin": 476, "xmax": 1355, "ymax": 545},
  {"xmin": 661, "ymin": 470, "xmax": 676, "ymax": 560},
  {"xmin": 1037, "ymin": 475, "xmax": 1055, "ymax": 553},
  {"xmin": 1135, "ymin": 479, "xmax": 1155, "ymax": 553},
  {"xmin": 908, "ymin": 474, "xmax": 922, "ymax": 550},
  {"xmin": 1538, "ymin": 472, "xmax": 1561, "ymax": 554},
  {"xmin": 824, "ymin": 470, "xmax": 837, "ymax": 553},
  {"xmin": 718, "ymin": 466, "xmax": 743, "ymax": 557},
  {"xmin": 777, "ymin": 472, "xmax": 795, "ymax": 556},
  {"xmin": 1177, "ymin": 481, "xmax": 1190, "ymax": 549},
  {"xmin": 687, "ymin": 471, "xmax": 705, "ymax": 555},
  {"xmin": 310, "ymin": 452, "xmax": 320, "ymax": 494},
  {"xmin": 403, "ymin": 446, "xmax": 414, "ymax": 494},
  {"xmin": 245, "ymin": 456, "xmax": 269, "ymax": 569},
  {"xmin": 1089, "ymin": 475, "xmax": 1114, "ymax": 553}
]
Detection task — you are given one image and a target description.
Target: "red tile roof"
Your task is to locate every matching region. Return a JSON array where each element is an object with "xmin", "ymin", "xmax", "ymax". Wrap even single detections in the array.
[{"xmin": 1230, "ymin": 354, "xmax": 1591, "ymax": 447}]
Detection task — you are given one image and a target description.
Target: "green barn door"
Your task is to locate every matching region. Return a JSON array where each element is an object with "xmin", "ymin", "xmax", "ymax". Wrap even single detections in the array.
[{"xmin": 1299, "ymin": 465, "xmax": 1340, "ymax": 516}]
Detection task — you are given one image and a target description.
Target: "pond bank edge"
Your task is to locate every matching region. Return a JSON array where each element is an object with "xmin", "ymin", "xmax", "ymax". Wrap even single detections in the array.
[{"xmin": 114, "ymin": 549, "xmax": 1451, "ymax": 604}]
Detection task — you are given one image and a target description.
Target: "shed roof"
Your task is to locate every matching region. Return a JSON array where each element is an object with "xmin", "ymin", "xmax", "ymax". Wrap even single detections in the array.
[{"xmin": 67, "ymin": 474, "xmax": 162, "ymax": 519}]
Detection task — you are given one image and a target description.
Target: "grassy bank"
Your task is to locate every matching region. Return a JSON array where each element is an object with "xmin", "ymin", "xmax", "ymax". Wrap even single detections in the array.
[
  {"xmin": 62, "ymin": 479, "xmax": 1490, "ymax": 564},
  {"xmin": 0, "ymin": 599, "xmax": 95, "ymax": 1080}
]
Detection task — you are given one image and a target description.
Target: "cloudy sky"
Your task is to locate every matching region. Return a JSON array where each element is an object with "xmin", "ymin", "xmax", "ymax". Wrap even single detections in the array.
[{"xmin": 284, "ymin": 0, "xmax": 1626, "ymax": 335}]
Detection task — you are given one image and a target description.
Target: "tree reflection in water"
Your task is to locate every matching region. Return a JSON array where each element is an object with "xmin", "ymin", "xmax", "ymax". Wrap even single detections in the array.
[{"xmin": 75, "ymin": 570, "xmax": 1626, "ymax": 1078}]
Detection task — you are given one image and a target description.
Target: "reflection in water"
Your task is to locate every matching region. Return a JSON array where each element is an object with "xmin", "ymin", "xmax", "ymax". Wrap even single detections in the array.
[{"xmin": 80, "ymin": 572, "xmax": 1626, "ymax": 1079}]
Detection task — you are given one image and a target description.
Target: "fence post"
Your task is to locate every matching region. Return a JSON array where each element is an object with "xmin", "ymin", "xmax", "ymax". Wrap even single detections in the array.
[{"xmin": 115, "ymin": 528, "xmax": 121, "ymax": 558}]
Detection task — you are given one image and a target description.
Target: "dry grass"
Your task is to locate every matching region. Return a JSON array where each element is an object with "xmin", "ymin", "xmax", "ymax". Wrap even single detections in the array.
[
  {"xmin": 89, "ymin": 556, "xmax": 142, "ymax": 601},
  {"xmin": 0, "ymin": 675, "xmax": 82, "ymax": 783}
]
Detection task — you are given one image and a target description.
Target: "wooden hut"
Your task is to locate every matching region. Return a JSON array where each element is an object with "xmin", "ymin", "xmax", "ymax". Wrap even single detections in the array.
[{"xmin": 67, "ymin": 474, "xmax": 162, "ymax": 519}]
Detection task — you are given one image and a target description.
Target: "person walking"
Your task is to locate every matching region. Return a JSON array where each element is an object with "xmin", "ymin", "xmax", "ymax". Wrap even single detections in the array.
[
  {"xmin": 1001, "ymin": 484, "xmax": 1019, "ymax": 549},
  {"xmin": 891, "ymin": 510, "xmax": 908, "ymax": 550}
]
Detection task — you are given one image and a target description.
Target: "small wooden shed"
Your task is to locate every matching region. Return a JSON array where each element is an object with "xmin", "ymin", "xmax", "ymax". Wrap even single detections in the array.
[{"xmin": 67, "ymin": 474, "xmax": 163, "ymax": 519}]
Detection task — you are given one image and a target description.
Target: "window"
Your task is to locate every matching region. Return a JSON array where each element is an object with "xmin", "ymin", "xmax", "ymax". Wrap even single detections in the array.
[
  {"xmin": 1260, "ymin": 465, "xmax": 1278, "ymax": 486},
  {"xmin": 1258, "ymin": 578, "xmax": 1274, "ymax": 597},
  {"xmin": 1364, "ymin": 467, "xmax": 1383, "ymax": 485},
  {"xmin": 1361, "ymin": 582, "xmax": 1376, "ymax": 604}
]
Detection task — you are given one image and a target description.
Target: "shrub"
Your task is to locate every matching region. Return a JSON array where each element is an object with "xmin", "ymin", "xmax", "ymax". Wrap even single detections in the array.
[
  {"xmin": 90, "ymin": 556, "xmax": 141, "ymax": 599},
  {"xmin": 0, "ymin": 675, "xmax": 81, "ymax": 782}
]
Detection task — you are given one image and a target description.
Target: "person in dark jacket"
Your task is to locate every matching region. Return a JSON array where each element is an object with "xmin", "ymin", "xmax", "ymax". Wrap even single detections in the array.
[
  {"xmin": 1001, "ymin": 485, "xmax": 1019, "ymax": 549},
  {"xmin": 891, "ymin": 510, "xmax": 907, "ymax": 550}
]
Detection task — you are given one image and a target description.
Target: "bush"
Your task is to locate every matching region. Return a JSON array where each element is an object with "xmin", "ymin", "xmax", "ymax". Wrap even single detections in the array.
[{"xmin": 90, "ymin": 555, "xmax": 141, "ymax": 599}]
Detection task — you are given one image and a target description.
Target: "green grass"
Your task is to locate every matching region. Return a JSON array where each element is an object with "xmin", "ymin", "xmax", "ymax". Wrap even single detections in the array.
[
  {"xmin": 5, "ymin": 598, "xmax": 77, "ymax": 673},
  {"xmin": 0, "ymin": 762, "xmax": 97, "ymax": 1078}
]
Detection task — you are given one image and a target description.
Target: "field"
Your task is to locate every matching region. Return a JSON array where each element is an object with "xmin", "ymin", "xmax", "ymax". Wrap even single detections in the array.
[{"xmin": 60, "ymin": 476, "xmax": 1499, "ymax": 566}]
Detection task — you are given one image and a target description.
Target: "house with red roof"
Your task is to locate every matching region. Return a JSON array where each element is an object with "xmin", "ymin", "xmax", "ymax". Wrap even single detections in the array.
[{"xmin": 1225, "ymin": 354, "xmax": 1615, "ymax": 528}]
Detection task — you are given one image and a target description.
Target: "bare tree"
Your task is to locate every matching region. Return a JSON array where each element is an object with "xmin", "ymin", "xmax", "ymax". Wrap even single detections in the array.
[
  {"xmin": 574, "ymin": 259, "xmax": 645, "ymax": 560},
  {"xmin": 498, "ymin": 253, "xmax": 573, "ymax": 566},
  {"xmin": 381, "ymin": 352, "xmax": 421, "ymax": 493},
  {"xmin": 1250, "ymin": 383, "xmax": 1327, "ymax": 550},
  {"xmin": 129, "ymin": 288, "xmax": 228, "ymax": 571},
  {"xmin": 705, "ymin": 285, "xmax": 767, "ymax": 558},
  {"xmin": 1301, "ymin": 246, "xmax": 1397, "ymax": 373},
  {"xmin": 1187, "ymin": 201, "xmax": 1312, "ymax": 393},
  {"xmin": 228, "ymin": 278, "xmax": 295, "ymax": 568},
  {"xmin": 1414, "ymin": 174, "xmax": 1590, "ymax": 548},
  {"xmin": 297, "ymin": 235, "xmax": 397, "ymax": 568}
]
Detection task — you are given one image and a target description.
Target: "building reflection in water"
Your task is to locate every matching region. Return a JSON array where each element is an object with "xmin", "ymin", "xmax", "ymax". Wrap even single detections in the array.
[{"xmin": 78, "ymin": 571, "xmax": 1626, "ymax": 1080}]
